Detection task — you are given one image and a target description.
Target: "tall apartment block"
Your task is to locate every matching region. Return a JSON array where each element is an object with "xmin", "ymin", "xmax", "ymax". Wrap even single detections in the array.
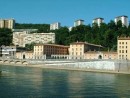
[
  {"xmin": 50, "ymin": 22, "xmax": 61, "ymax": 30},
  {"xmin": 115, "ymin": 15, "xmax": 129, "ymax": 27},
  {"xmin": 13, "ymin": 31, "xmax": 55, "ymax": 47},
  {"xmin": 0, "ymin": 19, "xmax": 15, "ymax": 29},
  {"xmin": 117, "ymin": 37, "xmax": 130, "ymax": 60},
  {"xmin": 74, "ymin": 19, "xmax": 84, "ymax": 27},
  {"xmin": 92, "ymin": 17, "xmax": 104, "ymax": 26}
]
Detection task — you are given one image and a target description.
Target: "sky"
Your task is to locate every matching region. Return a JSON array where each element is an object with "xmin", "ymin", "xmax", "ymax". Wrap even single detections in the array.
[{"xmin": 0, "ymin": 0, "xmax": 130, "ymax": 26}]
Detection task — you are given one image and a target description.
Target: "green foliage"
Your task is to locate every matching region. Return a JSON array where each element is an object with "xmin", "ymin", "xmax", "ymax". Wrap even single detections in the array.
[
  {"xmin": 52, "ymin": 27, "xmax": 69, "ymax": 45},
  {"xmin": 1, "ymin": 21, "xmax": 130, "ymax": 51},
  {"xmin": 0, "ymin": 28, "xmax": 13, "ymax": 46},
  {"xmin": 25, "ymin": 42, "xmax": 36, "ymax": 51},
  {"xmin": 52, "ymin": 20, "xmax": 130, "ymax": 51},
  {"xmin": 15, "ymin": 23, "xmax": 50, "ymax": 33}
]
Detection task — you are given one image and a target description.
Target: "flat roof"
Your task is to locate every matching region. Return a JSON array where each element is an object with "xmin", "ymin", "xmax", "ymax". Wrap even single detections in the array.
[
  {"xmin": 26, "ymin": 51, "xmax": 33, "ymax": 53},
  {"xmin": 0, "ymin": 18, "xmax": 15, "ymax": 20},
  {"xmin": 75, "ymin": 19, "xmax": 84, "ymax": 22},
  {"xmin": 93, "ymin": 17, "xmax": 104, "ymax": 20},
  {"xmin": 16, "ymin": 51, "xmax": 33, "ymax": 53},
  {"xmin": 116, "ymin": 15, "xmax": 128, "ymax": 18}
]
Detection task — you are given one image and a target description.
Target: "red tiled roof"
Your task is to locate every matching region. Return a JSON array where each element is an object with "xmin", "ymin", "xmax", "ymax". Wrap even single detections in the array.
[{"xmin": 35, "ymin": 44, "xmax": 69, "ymax": 48}]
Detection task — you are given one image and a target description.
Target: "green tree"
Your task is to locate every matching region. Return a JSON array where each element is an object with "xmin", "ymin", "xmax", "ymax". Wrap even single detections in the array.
[
  {"xmin": 0, "ymin": 28, "xmax": 12, "ymax": 46},
  {"xmin": 25, "ymin": 42, "xmax": 36, "ymax": 51},
  {"xmin": 15, "ymin": 23, "xmax": 50, "ymax": 33}
]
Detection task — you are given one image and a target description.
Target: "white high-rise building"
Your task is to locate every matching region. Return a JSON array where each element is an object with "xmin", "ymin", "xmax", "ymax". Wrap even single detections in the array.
[
  {"xmin": 115, "ymin": 15, "xmax": 129, "ymax": 27},
  {"xmin": 13, "ymin": 31, "xmax": 55, "ymax": 47},
  {"xmin": 50, "ymin": 22, "xmax": 61, "ymax": 30},
  {"xmin": 74, "ymin": 19, "xmax": 84, "ymax": 27},
  {"xmin": 0, "ymin": 18, "xmax": 15, "ymax": 29},
  {"xmin": 92, "ymin": 17, "xmax": 104, "ymax": 26}
]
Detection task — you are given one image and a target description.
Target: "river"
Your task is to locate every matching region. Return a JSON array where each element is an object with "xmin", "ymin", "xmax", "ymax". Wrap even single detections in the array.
[{"xmin": 0, "ymin": 65, "xmax": 130, "ymax": 98}]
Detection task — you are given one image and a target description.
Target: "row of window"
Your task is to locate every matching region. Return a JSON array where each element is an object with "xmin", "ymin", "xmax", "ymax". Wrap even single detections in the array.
[
  {"xmin": 119, "ymin": 46, "xmax": 127, "ymax": 49},
  {"xmin": 119, "ymin": 55, "xmax": 127, "ymax": 59},
  {"xmin": 119, "ymin": 42, "xmax": 127, "ymax": 44},
  {"xmin": 71, "ymin": 45, "xmax": 83, "ymax": 47},
  {"xmin": 72, "ymin": 48, "xmax": 82, "ymax": 51},
  {"xmin": 72, "ymin": 52, "xmax": 82, "ymax": 55},
  {"xmin": 119, "ymin": 50, "xmax": 127, "ymax": 53}
]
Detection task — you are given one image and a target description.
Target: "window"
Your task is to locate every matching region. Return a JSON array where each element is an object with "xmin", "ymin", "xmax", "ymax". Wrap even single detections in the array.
[
  {"xmin": 122, "ymin": 50, "xmax": 124, "ymax": 53},
  {"xmin": 126, "ymin": 46, "xmax": 127, "ymax": 48},
  {"xmin": 119, "ymin": 55, "xmax": 121, "ymax": 58},
  {"xmin": 122, "ymin": 55, "xmax": 124, "ymax": 59},
  {"xmin": 80, "ymin": 52, "xmax": 82, "ymax": 55},
  {"xmin": 126, "ymin": 50, "xmax": 127, "ymax": 53},
  {"xmin": 80, "ymin": 48, "xmax": 82, "ymax": 51},
  {"xmin": 126, "ymin": 42, "xmax": 127, "ymax": 44},
  {"xmin": 126, "ymin": 55, "xmax": 127, "ymax": 60},
  {"xmin": 119, "ymin": 50, "xmax": 121, "ymax": 53},
  {"xmin": 122, "ymin": 46, "xmax": 124, "ymax": 48},
  {"xmin": 122, "ymin": 42, "xmax": 124, "ymax": 44}
]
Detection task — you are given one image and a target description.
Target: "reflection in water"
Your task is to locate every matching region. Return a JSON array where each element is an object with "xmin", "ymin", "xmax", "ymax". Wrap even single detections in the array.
[
  {"xmin": 0, "ymin": 65, "xmax": 130, "ymax": 98},
  {"xmin": 67, "ymin": 71, "xmax": 117, "ymax": 97}
]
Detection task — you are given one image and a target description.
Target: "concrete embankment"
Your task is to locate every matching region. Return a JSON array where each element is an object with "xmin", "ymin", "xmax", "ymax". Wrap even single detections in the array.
[{"xmin": 1, "ymin": 59, "xmax": 130, "ymax": 74}]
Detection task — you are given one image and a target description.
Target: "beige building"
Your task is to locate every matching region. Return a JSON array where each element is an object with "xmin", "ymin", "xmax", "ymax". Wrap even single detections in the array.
[
  {"xmin": 117, "ymin": 37, "xmax": 130, "ymax": 60},
  {"xmin": 84, "ymin": 51, "xmax": 117, "ymax": 59},
  {"xmin": 69, "ymin": 42, "xmax": 103, "ymax": 59},
  {"xmin": 0, "ymin": 19, "xmax": 15, "ymax": 29},
  {"xmin": 13, "ymin": 31, "xmax": 55, "ymax": 47},
  {"xmin": 16, "ymin": 51, "xmax": 33, "ymax": 59},
  {"xmin": 34, "ymin": 44, "xmax": 69, "ymax": 59}
]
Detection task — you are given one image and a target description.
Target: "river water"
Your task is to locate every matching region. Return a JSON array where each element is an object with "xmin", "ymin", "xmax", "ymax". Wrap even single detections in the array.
[{"xmin": 0, "ymin": 65, "xmax": 130, "ymax": 98}]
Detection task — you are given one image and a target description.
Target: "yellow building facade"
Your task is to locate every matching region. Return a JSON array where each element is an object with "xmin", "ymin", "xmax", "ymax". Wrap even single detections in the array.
[
  {"xmin": 118, "ymin": 37, "xmax": 130, "ymax": 60},
  {"xmin": 16, "ymin": 51, "xmax": 33, "ymax": 59},
  {"xmin": 0, "ymin": 19, "xmax": 15, "ymax": 29},
  {"xmin": 69, "ymin": 42, "xmax": 103, "ymax": 59}
]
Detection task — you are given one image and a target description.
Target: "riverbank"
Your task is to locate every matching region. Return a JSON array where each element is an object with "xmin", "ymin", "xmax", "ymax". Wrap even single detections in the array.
[{"xmin": 1, "ymin": 62, "xmax": 130, "ymax": 75}]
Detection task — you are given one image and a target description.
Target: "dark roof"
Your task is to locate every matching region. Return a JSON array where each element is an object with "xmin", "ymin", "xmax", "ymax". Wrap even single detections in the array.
[
  {"xmin": 117, "ymin": 36, "xmax": 130, "ymax": 40},
  {"xmin": 75, "ymin": 19, "xmax": 84, "ymax": 22},
  {"xmin": 70, "ymin": 42, "xmax": 103, "ymax": 47},
  {"xmin": 35, "ymin": 44, "xmax": 69, "ymax": 48},
  {"xmin": 116, "ymin": 15, "xmax": 128, "ymax": 18},
  {"xmin": 93, "ymin": 17, "xmax": 104, "ymax": 20}
]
